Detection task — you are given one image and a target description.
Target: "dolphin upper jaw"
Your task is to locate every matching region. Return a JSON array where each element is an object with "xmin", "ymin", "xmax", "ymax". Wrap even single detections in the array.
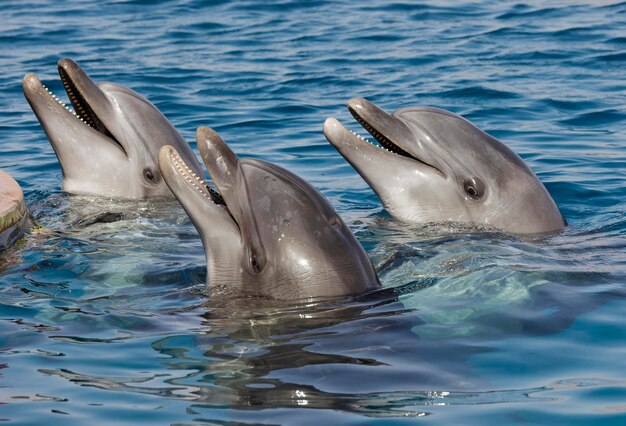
[
  {"xmin": 196, "ymin": 127, "xmax": 242, "ymax": 216},
  {"xmin": 346, "ymin": 97, "xmax": 447, "ymax": 175},
  {"xmin": 56, "ymin": 59, "xmax": 124, "ymax": 150},
  {"xmin": 195, "ymin": 127, "xmax": 274, "ymax": 277}
]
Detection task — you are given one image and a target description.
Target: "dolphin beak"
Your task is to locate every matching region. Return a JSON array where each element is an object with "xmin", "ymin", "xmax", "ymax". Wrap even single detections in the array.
[
  {"xmin": 22, "ymin": 73, "xmax": 43, "ymax": 101},
  {"xmin": 323, "ymin": 116, "xmax": 401, "ymax": 162},
  {"xmin": 196, "ymin": 126, "xmax": 241, "ymax": 210},
  {"xmin": 339, "ymin": 97, "xmax": 446, "ymax": 177},
  {"xmin": 158, "ymin": 145, "xmax": 213, "ymax": 202},
  {"xmin": 159, "ymin": 145, "xmax": 237, "ymax": 238},
  {"xmin": 22, "ymin": 72, "xmax": 79, "ymax": 126}
]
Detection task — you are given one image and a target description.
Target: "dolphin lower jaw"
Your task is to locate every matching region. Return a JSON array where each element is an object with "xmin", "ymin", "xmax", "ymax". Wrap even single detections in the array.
[
  {"xmin": 24, "ymin": 74, "xmax": 87, "ymax": 131},
  {"xmin": 169, "ymin": 150, "xmax": 211, "ymax": 196},
  {"xmin": 160, "ymin": 145, "xmax": 249, "ymax": 288},
  {"xmin": 323, "ymin": 118, "xmax": 445, "ymax": 206},
  {"xmin": 324, "ymin": 111, "xmax": 447, "ymax": 182},
  {"xmin": 165, "ymin": 147, "xmax": 230, "ymax": 214}
]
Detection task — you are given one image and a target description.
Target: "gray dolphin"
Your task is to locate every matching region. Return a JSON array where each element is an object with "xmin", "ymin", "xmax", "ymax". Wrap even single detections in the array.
[
  {"xmin": 23, "ymin": 58, "xmax": 202, "ymax": 198},
  {"xmin": 0, "ymin": 171, "xmax": 33, "ymax": 249},
  {"xmin": 159, "ymin": 126, "xmax": 380, "ymax": 300},
  {"xmin": 324, "ymin": 98, "xmax": 566, "ymax": 234}
]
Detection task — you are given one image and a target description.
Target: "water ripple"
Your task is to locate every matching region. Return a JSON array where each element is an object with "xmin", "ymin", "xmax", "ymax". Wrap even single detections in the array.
[{"xmin": 1, "ymin": 0, "xmax": 625, "ymax": 424}]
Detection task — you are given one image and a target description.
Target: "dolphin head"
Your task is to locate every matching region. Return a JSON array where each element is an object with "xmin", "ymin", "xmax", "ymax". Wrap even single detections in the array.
[
  {"xmin": 23, "ymin": 58, "xmax": 202, "ymax": 198},
  {"xmin": 159, "ymin": 127, "xmax": 380, "ymax": 301},
  {"xmin": 324, "ymin": 98, "xmax": 566, "ymax": 234}
]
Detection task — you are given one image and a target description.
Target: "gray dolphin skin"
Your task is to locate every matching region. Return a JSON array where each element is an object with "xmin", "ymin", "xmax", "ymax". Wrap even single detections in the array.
[
  {"xmin": 0, "ymin": 170, "xmax": 33, "ymax": 249},
  {"xmin": 324, "ymin": 98, "xmax": 566, "ymax": 234},
  {"xmin": 159, "ymin": 126, "xmax": 380, "ymax": 300},
  {"xmin": 22, "ymin": 58, "xmax": 202, "ymax": 198}
]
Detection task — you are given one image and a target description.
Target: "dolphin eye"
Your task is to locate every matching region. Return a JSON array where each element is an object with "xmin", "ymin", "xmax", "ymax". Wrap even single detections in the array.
[
  {"xmin": 464, "ymin": 178, "xmax": 484, "ymax": 199},
  {"xmin": 250, "ymin": 253, "xmax": 262, "ymax": 273},
  {"xmin": 250, "ymin": 254, "xmax": 259, "ymax": 272},
  {"xmin": 144, "ymin": 168, "xmax": 157, "ymax": 183}
]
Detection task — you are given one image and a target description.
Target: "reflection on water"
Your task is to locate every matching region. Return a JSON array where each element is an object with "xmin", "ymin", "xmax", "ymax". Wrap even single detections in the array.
[
  {"xmin": 28, "ymin": 291, "xmax": 538, "ymax": 418},
  {"xmin": 29, "ymin": 288, "xmax": 626, "ymax": 421}
]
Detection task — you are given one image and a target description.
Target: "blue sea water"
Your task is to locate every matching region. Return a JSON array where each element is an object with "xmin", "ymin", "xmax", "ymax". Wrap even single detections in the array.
[{"xmin": 1, "ymin": 0, "xmax": 625, "ymax": 424}]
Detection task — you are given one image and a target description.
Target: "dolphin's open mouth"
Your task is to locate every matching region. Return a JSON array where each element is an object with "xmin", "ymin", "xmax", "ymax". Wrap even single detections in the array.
[
  {"xmin": 165, "ymin": 148, "xmax": 231, "ymax": 216},
  {"xmin": 25, "ymin": 59, "xmax": 126, "ymax": 154},
  {"xmin": 57, "ymin": 64, "xmax": 114, "ymax": 140},
  {"xmin": 336, "ymin": 100, "xmax": 444, "ymax": 177},
  {"xmin": 347, "ymin": 105, "xmax": 416, "ymax": 160}
]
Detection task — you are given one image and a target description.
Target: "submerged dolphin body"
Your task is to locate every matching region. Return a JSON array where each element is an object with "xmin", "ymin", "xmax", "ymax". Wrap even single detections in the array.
[
  {"xmin": 0, "ymin": 171, "xmax": 33, "ymax": 249},
  {"xmin": 23, "ymin": 58, "xmax": 202, "ymax": 198},
  {"xmin": 324, "ymin": 98, "xmax": 566, "ymax": 234},
  {"xmin": 159, "ymin": 127, "xmax": 380, "ymax": 300}
]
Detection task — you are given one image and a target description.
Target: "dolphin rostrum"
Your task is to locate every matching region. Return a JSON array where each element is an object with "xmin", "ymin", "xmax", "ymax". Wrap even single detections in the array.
[
  {"xmin": 159, "ymin": 126, "xmax": 380, "ymax": 300},
  {"xmin": 324, "ymin": 98, "xmax": 566, "ymax": 234},
  {"xmin": 23, "ymin": 58, "xmax": 202, "ymax": 198}
]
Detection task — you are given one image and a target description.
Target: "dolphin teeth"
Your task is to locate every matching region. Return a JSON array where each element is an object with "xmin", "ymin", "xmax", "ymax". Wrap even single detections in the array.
[
  {"xmin": 350, "ymin": 128, "xmax": 377, "ymax": 146},
  {"xmin": 349, "ymin": 117, "xmax": 412, "ymax": 157},
  {"xmin": 170, "ymin": 151, "xmax": 218, "ymax": 204}
]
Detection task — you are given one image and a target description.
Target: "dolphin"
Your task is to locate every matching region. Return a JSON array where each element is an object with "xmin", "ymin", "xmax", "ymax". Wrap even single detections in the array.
[
  {"xmin": 324, "ymin": 98, "xmax": 566, "ymax": 234},
  {"xmin": 0, "ymin": 171, "xmax": 33, "ymax": 249},
  {"xmin": 159, "ymin": 126, "xmax": 380, "ymax": 300},
  {"xmin": 22, "ymin": 58, "xmax": 202, "ymax": 198}
]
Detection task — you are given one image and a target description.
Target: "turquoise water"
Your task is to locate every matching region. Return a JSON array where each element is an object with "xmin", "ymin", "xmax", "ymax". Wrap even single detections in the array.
[{"xmin": 1, "ymin": 0, "xmax": 625, "ymax": 424}]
